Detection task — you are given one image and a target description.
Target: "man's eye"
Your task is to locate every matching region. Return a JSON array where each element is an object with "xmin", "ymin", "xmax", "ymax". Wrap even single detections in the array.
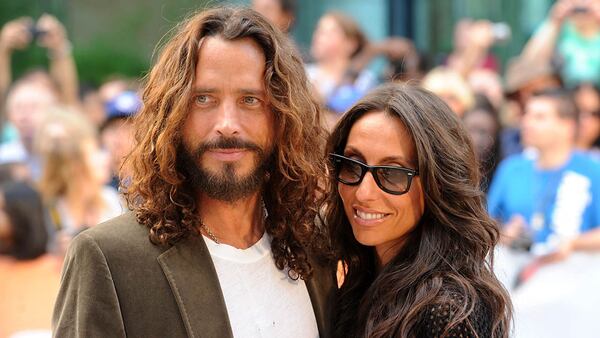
[
  {"xmin": 195, "ymin": 95, "xmax": 210, "ymax": 104},
  {"xmin": 242, "ymin": 96, "xmax": 259, "ymax": 105}
]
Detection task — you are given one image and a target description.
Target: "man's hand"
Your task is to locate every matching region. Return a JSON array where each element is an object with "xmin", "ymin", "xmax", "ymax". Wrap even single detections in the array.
[
  {"xmin": 516, "ymin": 239, "xmax": 574, "ymax": 285},
  {"xmin": 590, "ymin": 0, "xmax": 600, "ymax": 21},
  {"xmin": 500, "ymin": 214, "xmax": 527, "ymax": 246},
  {"xmin": 538, "ymin": 239, "xmax": 575, "ymax": 264},
  {"xmin": 0, "ymin": 17, "xmax": 33, "ymax": 54},
  {"xmin": 550, "ymin": 0, "xmax": 577, "ymax": 25},
  {"xmin": 36, "ymin": 14, "xmax": 70, "ymax": 56},
  {"xmin": 469, "ymin": 20, "xmax": 495, "ymax": 50}
]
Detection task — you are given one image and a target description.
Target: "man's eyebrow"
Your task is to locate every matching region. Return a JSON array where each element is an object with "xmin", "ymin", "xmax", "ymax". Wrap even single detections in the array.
[
  {"xmin": 237, "ymin": 89, "xmax": 266, "ymax": 96},
  {"xmin": 192, "ymin": 87, "xmax": 218, "ymax": 93},
  {"xmin": 191, "ymin": 88, "xmax": 266, "ymax": 96}
]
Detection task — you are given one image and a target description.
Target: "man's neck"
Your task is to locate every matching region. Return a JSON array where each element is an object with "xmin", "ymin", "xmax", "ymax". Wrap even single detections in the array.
[
  {"xmin": 197, "ymin": 192, "xmax": 265, "ymax": 249},
  {"xmin": 536, "ymin": 143, "xmax": 573, "ymax": 169}
]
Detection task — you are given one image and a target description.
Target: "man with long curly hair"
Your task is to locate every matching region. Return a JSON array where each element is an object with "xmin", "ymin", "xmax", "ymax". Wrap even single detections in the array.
[{"xmin": 53, "ymin": 7, "xmax": 334, "ymax": 338}]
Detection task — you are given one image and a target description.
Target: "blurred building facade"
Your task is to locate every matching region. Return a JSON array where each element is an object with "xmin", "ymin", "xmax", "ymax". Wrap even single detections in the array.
[{"xmin": 0, "ymin": 0, "xmax": 558, "ymax": 84}]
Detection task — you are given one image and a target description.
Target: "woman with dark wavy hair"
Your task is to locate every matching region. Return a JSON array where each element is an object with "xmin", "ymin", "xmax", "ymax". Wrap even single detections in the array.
[{"xmin": 324, "ymin": 83, "xmax": 512, "ymax": 337}]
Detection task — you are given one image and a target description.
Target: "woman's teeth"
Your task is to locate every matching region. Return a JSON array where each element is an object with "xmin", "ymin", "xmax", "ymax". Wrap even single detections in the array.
[{"xmin": 355, "ymin": 209, "xmax": 386, "ymax": 220}]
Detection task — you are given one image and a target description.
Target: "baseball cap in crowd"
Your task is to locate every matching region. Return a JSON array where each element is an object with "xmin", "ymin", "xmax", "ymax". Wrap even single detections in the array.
[{"xmin": 101, "ymin": 91, "xmax": 142, "ymax": 130}]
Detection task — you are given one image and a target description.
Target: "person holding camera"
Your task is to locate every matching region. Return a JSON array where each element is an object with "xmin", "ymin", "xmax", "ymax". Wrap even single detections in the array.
[
  {"xmin": 0, "ymin": 14, "xmax": 78, "ymax": 181},
  {"xmin": 446, "ymin": 19, "xmax": 510, "ymax": 78},
  {"xmin": 520, "ymin": 0, "xmax": 600, "ymax": 89},
  {"xmin": 0, "ymin": 14, "xmax": 78, "ymax": 107}
]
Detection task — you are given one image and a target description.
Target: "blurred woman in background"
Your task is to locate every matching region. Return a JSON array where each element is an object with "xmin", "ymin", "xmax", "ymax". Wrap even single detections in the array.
[
  {"xmin": 35, "ymin": 109, "xmax": 123, "ymax": 254},
  {"xmin": 306, "ymin": 12, "xmax": 377, "ymax": 118},
  {"xmin": 463, "ymin": 95, "xmax": 503, "ymax": 192}
]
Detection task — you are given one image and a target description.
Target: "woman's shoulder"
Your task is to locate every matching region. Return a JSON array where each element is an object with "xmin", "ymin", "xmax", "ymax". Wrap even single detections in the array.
[{"xmin": 415, "ymin": 291, "xmax": 497, "ymax": 338}]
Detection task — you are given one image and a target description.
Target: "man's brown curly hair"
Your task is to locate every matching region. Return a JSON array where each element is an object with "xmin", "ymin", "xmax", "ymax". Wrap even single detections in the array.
[{"xmin": 122, "ymin": 7, "xmax": 327, "ymax": 280}]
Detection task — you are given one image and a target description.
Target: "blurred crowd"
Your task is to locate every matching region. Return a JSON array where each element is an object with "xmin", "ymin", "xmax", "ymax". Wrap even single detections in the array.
[{"xmin": 1, "ymin": 0, "xmax": 600, "ymax": 337}]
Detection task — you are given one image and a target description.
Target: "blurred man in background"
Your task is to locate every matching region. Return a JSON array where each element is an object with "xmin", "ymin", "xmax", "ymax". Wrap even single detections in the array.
[
  {"xmin": 489, "ymin": 89, "xmax": 600, "ymax": 280},
  {"xmin": 488, "ymin": 89, "xmax": 600, "ymax": 337},
  {"xmin": 100, "ymin": 90, "xmax": 141, "ymax": 189}
]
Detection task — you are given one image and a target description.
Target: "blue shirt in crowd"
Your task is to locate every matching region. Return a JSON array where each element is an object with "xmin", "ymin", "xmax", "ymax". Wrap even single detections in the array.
[{"xmin": 488, "ymin": 151, "xmax": 600, "ymax": 255}]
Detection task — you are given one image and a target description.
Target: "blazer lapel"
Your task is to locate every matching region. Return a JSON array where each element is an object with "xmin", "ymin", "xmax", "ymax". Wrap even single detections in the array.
[
  {"xmin": 305, "ymin": 257, "xmax": 335, "ymax": 338},
  {"xmin": 157, "ymin": 234, "xmax": 234, "ymax": 338}
]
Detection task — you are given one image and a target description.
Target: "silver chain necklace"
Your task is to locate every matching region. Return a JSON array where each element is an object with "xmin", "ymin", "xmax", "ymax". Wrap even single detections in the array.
[
  {"xmin": 199, "ymin": 218, "xmax": 221, "ymax": 244},
  {"xmin": 199, "ymin": 199, "xmax": 269, "ymax": 244}
]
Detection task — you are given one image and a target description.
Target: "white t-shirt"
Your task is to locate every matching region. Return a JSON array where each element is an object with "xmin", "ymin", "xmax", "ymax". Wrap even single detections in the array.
[{"xmin": 203, "ymin": 233, "xmax": 319, "ymax": 338}]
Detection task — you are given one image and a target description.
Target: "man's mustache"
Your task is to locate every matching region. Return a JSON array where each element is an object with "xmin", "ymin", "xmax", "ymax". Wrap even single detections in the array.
[{"xmin": 194, "ymin": 137, "xmax": 263, "ymax": 157}]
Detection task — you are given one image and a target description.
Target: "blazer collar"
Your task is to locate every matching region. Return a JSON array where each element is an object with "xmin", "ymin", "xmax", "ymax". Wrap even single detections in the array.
[
  {"xmin": 157, "ymin": 234, "xmax": 234, "ymax": 338},
  {"xmin": 305, "ymin": 256, "xmax": 334, "ymax": 338},
  {"xmin": 158, "ymin": 234, "xmax": 333, "ymax": 338}
]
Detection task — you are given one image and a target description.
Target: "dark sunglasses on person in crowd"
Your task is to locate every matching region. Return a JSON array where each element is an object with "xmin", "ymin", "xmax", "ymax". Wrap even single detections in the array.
[{"xmin": 329, "ymin": 153, "xmax": 419, "ymax": 195}]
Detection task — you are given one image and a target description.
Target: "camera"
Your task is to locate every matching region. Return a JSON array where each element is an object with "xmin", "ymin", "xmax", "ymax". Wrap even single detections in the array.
[
  {"xmin": 28, "ymin": 24, "xmax": 47, "ymax": 40},
  {"xmin": 571, "ymin": 6, "xmax": 589, "ymax": 14},
  {"xmin": 491, "ymin": 22, "xmax": 511, "ymax": 44},
  {"xmin": 510, "ymin": 230, "xmax": 533, "ymax": 252}
]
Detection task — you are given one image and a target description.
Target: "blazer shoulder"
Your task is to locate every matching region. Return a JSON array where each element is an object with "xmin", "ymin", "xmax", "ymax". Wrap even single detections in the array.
[
  {"xmin": 73, "ymin": 211, "xmax": 165, "ymax": 260},
  {"xmin": 82, "ymin": 211, "xmax": 146, "ymax": 242}
]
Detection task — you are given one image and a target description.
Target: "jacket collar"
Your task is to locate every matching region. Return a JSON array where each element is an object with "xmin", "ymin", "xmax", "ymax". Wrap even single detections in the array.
[
  {"xmin": 306, "ymin": 255, "xmax": 334, "ymax": 338},
  {"xmin": 157, "ymin": 234, "xmax": 234, "ymax": 338},
  {"xmin": 157, "ymin": 234, "xmax": 332, "ymax": 338}
]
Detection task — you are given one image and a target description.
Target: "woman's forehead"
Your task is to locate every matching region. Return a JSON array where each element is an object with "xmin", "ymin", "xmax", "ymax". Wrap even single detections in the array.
[{"xmin": 345, "ymin": 111, "xmax": 416, "ymax": 164}]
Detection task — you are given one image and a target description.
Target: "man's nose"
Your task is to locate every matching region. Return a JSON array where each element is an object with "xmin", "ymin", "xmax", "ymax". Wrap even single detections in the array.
[{"xmin": 214, "ymin": 99, "xmax": 241, "ymax": 137}]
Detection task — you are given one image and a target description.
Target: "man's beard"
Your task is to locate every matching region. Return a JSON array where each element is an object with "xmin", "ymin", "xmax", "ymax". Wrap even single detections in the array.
[{"xmin": 178, "ymin": 136, "xmax": 272, "ymax": 203}]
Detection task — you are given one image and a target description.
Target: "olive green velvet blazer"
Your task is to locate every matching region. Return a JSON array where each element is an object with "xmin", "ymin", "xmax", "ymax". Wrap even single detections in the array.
[{"xmin": 52, "ymin": 212, "xmax": 335, "ymax": 338}]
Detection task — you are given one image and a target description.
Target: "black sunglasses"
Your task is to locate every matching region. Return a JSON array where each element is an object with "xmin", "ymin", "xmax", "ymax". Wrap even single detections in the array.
[{"xmin": 329, "ymin": 153, "xmax": 419, "ymax": 195}]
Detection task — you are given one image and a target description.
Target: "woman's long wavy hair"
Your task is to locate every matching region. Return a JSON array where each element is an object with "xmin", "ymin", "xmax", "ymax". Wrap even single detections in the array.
[
  {"xmin": 324, "ymin": 83, "xmax": 512, "ymax": 337},
  {"xmin": 123, "ymin": 7, "xmax": 327, "ymax": 279},
  {"xmin": 36, "ymin": 109, "xmax": 106, "ymax": 218}
]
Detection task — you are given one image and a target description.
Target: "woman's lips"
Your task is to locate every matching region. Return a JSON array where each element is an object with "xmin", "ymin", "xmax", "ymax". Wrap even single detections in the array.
[{"xmin": 352, "ymin": 207, "xmax": 390, "ymax": 226}]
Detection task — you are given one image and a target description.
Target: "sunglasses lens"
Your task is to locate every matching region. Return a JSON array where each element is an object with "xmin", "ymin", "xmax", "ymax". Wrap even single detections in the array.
[
  {"xmin": 377, "ymin": 167, "xmax": 409, "ymax": 193},
  {"xmin": 337, "ymin": 158, "xmax": 363, "ymax": 184},
  {"xmin": 331, "ymin": 154, "xmax": 416, "ymax": 195}
]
